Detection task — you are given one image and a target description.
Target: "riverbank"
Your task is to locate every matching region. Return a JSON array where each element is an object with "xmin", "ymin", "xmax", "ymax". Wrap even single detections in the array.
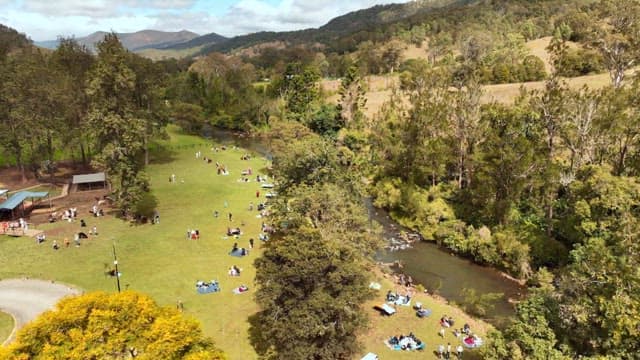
[{"xmin": 360, "ymin": 268, "xmax": 489, "ymax": 359}]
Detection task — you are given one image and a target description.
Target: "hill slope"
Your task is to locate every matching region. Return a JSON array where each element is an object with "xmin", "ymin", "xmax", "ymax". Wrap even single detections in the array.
[
  {"xmin": 160, "ymin": 0, "xmax": 468, "ymax": 56},
  {"xmin": 35, "ymin": 30, "xmax": 200, "ymax": 53}
]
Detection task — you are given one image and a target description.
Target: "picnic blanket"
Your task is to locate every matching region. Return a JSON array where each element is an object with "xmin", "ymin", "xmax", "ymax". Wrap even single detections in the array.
[
  {"xmin": 388, "ymin": 295, "xmax": 412, "ymax": 307},
  {"xmin": 196, "ymin": 281, "xmax": 220, "ymax": 294},
  {"xmin": 463, "ymin": 336, "xmax": 483, "ymax": 348},
  {"xmin": 374, "ymin": 303, "xmax": 396, "ymax": 315},
  {"xmin": 384, "ymin": 338, "xmax": 425, "ymax": 351},
  {"xmin": 230, "ymin": 248, "xmax": 248, "ymax": 257},
  {"xmin": 233, "ymin": 286, "xmax": 249, "ymax": 294}
]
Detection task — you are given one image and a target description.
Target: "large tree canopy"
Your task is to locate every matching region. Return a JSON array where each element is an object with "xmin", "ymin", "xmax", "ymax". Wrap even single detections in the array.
[{"xmin": 4, "ymin": 291, "xmax": 226, "ymax": 360}]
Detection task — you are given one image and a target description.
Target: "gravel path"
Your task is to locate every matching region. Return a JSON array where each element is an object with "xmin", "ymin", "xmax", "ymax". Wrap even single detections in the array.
[{"xmin": 0, "ymin": 279, "xmax": 81, "ymax": 345}]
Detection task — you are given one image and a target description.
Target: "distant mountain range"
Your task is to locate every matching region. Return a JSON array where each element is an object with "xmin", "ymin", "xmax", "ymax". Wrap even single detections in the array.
[
  {"xmin": 30, "ymin": 0, "xmax": 469, "ymax": 59},
  {"xmin": 160, "ymin": 0, "xmax": 469, "ymax": 56},
  {"xmin": 34, "ymin": 30, "xmax": 217, "ymax": 53}
]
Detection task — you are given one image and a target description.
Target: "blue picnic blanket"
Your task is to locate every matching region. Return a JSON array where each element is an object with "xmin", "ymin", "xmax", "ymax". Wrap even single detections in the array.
[{"xmin": 196, "ymin": 281, "xmax": 220, "ymax": 294}]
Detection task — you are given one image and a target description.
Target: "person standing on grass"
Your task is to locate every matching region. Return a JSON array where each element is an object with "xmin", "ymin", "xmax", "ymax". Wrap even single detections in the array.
[
  {"xmin": 228, "ymin": 213, "xmax": 233, "ymax": 222},
  {"xmin": 456, "ymin": 345, "xmax": 463, "ymax": 359},
  {"xmin": 249, "ymin": 238, "xmax": 254, "ymax": 249}
]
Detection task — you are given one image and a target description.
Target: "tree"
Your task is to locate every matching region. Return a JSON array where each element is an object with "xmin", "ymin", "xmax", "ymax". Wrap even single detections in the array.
[
  {"xmin": 450, "ymin": 80, "xmax": 484, "ymax": 189},
  {"xmin": 270, "ymin": 135, "xmax": 344, "ymax": 193},
  {"xmin": 5, "ymin": 291, "xmax": 226, "ymax": 359},
  {"xmin": 278, "ymin": 62, "xmax": 320, "ymax": 123},
  {"xmin": 554, "ymin": 165, "xmax": 640, "ymax": 246},
  {"xmin": 559, "ymin": 87, "xmax": 600, "ymax": 175},
  {"xmin": 51, "ymin": 37, "xmax": 94, "ymax": 164},
  {"xmin": 470, "ymin": 104, "xmax": 540, "ymax": 226},
  {"xmin": 86, "ymin": 33, "xmax": 148, "ymax": 214},
  {"xmin": 380, "ymin": 40, "xmax": 404, "ymax": 74},
  {"xmin": 0, "ymin": 48, "xmax": 59, "ymax": 182},
  {"xmin": 555, "ymin": 217, "xmax": 640, "ymax": 358},
  {"xmin": 337, "ymin": 65, "xmax": 367, "ymax": 129},
  {"xmin": 170, "ymin": 102, "xmax": 206, "ymax": 134},
  {"xmin": 269, "ymin": 183, "xmax": 383, "ymax": 257},
  {"xmin": 427, "ymin": 32, "xmax": 452, "ymax": 64},
  {"xmin": 481, "ymin": 292, "xmax": 569, "ymax": 360},
  {"xmin": 252, "ymin": 222, "xmax": 373, "ymax": 360},
  {"xmin": 393, "ymin": 67, "xmax": 452, "ymax": 187},
  {"xmin": 590, "ymin": 0, "xmax": 640, "ymax": 88},
  {"xmin": 530, "ymin": 69, "xmax": 568, "ymax": 235}
]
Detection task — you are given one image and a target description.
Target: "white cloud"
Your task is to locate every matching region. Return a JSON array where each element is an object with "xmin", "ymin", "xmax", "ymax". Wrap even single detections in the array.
[
  {"xmin": 153, "ymin": 0, "xmax": 411, "ymax": 37},
  {"xmin": 20, "ymin": 0, "xmax": 196, "ymax": 17}
]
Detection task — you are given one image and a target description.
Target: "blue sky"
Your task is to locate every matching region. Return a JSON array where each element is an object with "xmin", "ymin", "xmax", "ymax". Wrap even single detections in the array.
[{"xmin": 0, "ymin": 0, "xmax": 409, "ymax": 41}]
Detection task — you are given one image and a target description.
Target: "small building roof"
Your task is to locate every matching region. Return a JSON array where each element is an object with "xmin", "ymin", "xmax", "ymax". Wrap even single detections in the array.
[
  {"xmin": 72, "ymin": 172, "xmax": 106, "ymax": 184},
  {"xmin": 0, "ymin": 191, "xmax": 49, "ymax": 211},
  {"xmin": 0, "ymin": 189, "xmax": 7, "ymax": 196}
]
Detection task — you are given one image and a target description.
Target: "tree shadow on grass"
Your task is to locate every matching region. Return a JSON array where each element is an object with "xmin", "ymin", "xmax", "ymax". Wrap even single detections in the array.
[
  {"xmin": 148, "ymin": 144, "xmax": 178, "ymax": 165},
  {"xmin": 247, "ymin": 311, "xmax": 274, "ymax": 358}
]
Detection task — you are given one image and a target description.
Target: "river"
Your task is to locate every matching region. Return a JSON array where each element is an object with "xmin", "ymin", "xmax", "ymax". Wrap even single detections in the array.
[
  {"xmin": 367, "ymin": 202, "xmax": 524, "ymax": 327},
  {"xmin": 208, "ymin": 128, "xmax": 523, "ymax": 327}
]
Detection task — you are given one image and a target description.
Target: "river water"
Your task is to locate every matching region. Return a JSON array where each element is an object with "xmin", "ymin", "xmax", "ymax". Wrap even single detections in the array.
[
  {"xmin": 208, "ymin": 128, "xmax": 523, "ymax": 326},
  {"xmin": 367, "ymin": 202, "xmax": 523, "ymax": 327}
]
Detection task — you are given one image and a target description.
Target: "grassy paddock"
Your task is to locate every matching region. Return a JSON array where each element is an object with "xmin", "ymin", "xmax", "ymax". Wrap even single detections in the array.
[
  {"xmin": 0, "ymin": 126, "xmax": 489, "ymax": 359},
  {"xmin": 0, "ymin": 311, "xmax": 14, "ymax": 345}
]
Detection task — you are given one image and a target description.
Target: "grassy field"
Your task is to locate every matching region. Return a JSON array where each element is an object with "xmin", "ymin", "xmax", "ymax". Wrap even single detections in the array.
[
  {"xmin": 0, "ymin": 126, "xmax": 489, "ymax": 359},
  {"xmin": 0, "ymin": 311, "xmax": 13, "ymax": 345},
  {"xmin": 135, "ymin": 45, "xmax": 204, "ymax": 61}
]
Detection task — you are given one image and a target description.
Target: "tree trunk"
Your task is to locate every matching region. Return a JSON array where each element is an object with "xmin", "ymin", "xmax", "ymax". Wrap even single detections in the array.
[
  {"xmin": 616, "ymin": 144, "xmax": 628, "ymax": 176},
  {"xmin": 80, "ymin": 142, "xmax": 87, "ymax": 165},
  {"xmin": 16, "ymin": 152, "xmax": 27, "ymax": 183}
]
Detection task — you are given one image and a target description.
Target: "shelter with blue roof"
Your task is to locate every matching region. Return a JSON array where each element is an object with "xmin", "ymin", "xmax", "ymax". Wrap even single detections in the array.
[{"xmin": 0, "ymin": 191, "xmax": 50, "ymax": 219}]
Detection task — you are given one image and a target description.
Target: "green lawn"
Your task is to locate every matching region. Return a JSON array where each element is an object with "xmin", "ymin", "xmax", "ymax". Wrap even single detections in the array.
[
  {"xmin": 0, "ymin": 126, "xmax": 489, "ymax": 359},
  {"xmin": 0, "ymin": 311, "xmax": 13, "ymax": 345}
]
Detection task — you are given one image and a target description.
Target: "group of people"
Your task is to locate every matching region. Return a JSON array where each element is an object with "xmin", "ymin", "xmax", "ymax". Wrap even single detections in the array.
[
  {"xmin": 1, "ymin": 220, "xmax": 24, "ymax": 233},
  {"xmin": 440, "ymin": 315, "xmax": 455, "ymax": 328},
  {"xmin": 187, "ymin": 229, "xmax": 200, "ymax": 240},
  {"xmin": 386, "ymin": 290, "xmax": 412, "ymax": 305},
  {"xmin": 216, "ymin": 163, "xmax": 229, "ymax": 175},
  {"xmin": 90, "ymin": 204, "xmax": 105, "ymax": 217},
  {"xmin": 230, "ymin": 242, "xmax": 249, "ymax": 256},
  {"xmin": 388, "ymin": 333, "xmax": 425, "ymax": 351},
  {"xmin": 60, "ymin": 208, "xmax": 78, "ymax": 222},
  {"xmin": 228, "ymin": 265, "xmax": 241, "ymax": 276},
  {"xmin": 453, "ymin": 323, "xmax": 472, "ymax": 338},
  {"xmin": 437, "ymin": 343, "xmax": 464, "ymax": 359}
]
